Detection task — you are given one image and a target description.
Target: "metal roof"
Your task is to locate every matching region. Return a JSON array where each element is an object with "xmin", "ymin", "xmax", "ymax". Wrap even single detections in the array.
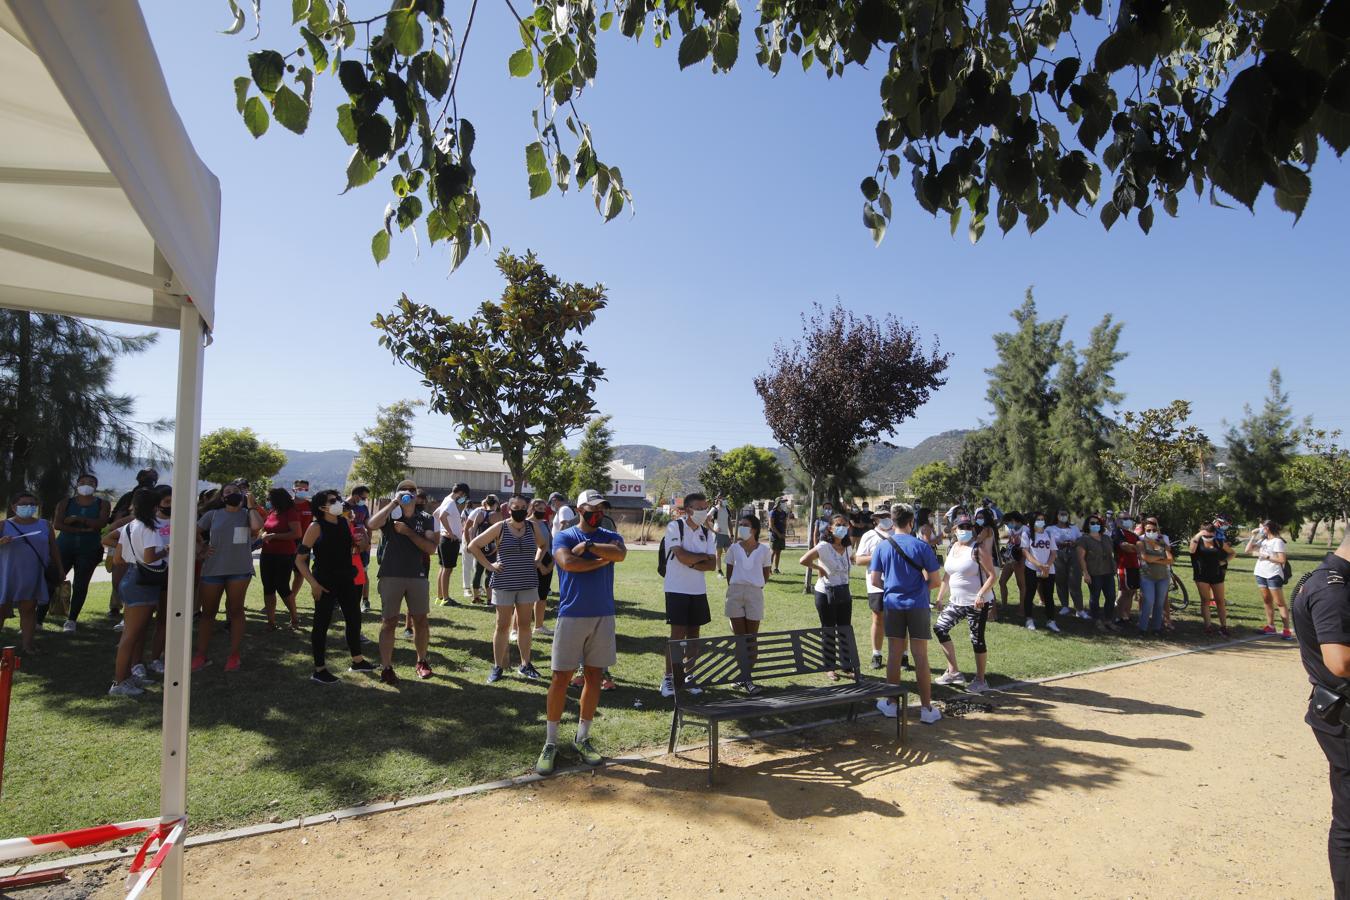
[{"xmin": 407, "ymin": 445, "xmax": 646, "ymax": 481}]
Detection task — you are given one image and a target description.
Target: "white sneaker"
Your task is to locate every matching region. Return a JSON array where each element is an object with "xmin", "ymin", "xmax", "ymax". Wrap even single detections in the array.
[
  {"xmin": 62, "ymin": 620, "xmax": 76, "ymax": 633},
  {"xmin": 968, "ymin": 678, "xmax": 990, "ymax": 694},
  {"xmin": 360, "ymin": 599, "xmax": 371, "ymax": 613},
  {"xmin": 509, "ymin": 629, "xmax": 518, "ymax": 642},
  {"xmin": 131, "ymin": 663, "xmax": 147, "ymax": 680},
  {"xmin": 1058, "ymin": 606, "xmax": 1072, "ymax": 617},
  {"xmin": 876, "ymin": 698, "xmax": 899, "ymax": 718},
  {"xmin": 1025, "ymin": 618, "xmax": 1037, "ymax": 631},
  {"xmin": 684, "ymin": 675, "xmax": 703, "ymax": 696},
  {"xmin": 1077, "ymin": 609, "xmax": 1091, "ymax": 621},
  {"xmin": 113, "ymin": 620, "xmax": 124, "ymax": 632},
  {"xmin": 402, "ymin": 628, "xmax": 414, "ymax": 639},
  {"xmin": 919, "ymin": 705, "xmax": 943, "ymax": 725},
  {"xmin": 109, "ymin": 679, "xmax": 143, "ymax": 697},
  {"xmin": 659, "ymin": 675, "xmax": 675, "ymax": 698},
  {"xmin": 1047, "ymin": 620, "xmax": 1061, "ymax": 634},
  {"xmin": 936, "ymin": 670, "xmax": 966, "ymax": 686}
]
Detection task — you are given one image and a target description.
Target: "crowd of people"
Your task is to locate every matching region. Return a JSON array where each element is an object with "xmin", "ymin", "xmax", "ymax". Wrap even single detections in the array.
[{"xmin": 0, "ymin": 472, "xmax": 1302, "ymax": 773}]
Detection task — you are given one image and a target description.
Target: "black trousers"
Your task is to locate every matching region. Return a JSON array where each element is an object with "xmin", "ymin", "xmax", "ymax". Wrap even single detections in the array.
[
  {"xmin": 813, "ymin": 585, "xmax": 854, "ymax": 671},
  {"xmin": 1021, "ymin": 572, "xmax": 1056, "ymax": 621},
  {"xmin": 312, "ymin": 578, "xmax": 363, "ymax": 669},
  {"xmin": 1315, "ymin": 727, "xmax": 1350, "ymax": 900},
  {"xmin": 473, "ymin": 550, "xmax": 495, "ymax": 590}
]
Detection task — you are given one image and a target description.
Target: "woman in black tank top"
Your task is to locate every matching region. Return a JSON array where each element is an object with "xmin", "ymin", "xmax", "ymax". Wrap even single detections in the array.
[
  {"xmin": 1189, "ymin": 525, "xmax": 1236, "ymax": 636},
  {"xmin": 295, "ymin": 490, "xmax": 372, "ymax": 683}
]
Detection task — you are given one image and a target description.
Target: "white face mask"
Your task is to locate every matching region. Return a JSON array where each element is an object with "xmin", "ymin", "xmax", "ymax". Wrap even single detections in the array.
[
  {"xmin": 327, "ymin": 501, "xmax": 345, "ymax": 516},
  {"xmin": 15, "ymin": 504, "xmax": 37, "ymax": 518},
  {"xmin": 1144, "ymin": 530, "xmax": 1159, "ymax": 540},
  {"xmin": 877, "ymin": 518, "xmax": 893, "ymax": 531},
  {"xmin": 690, "ymin": 509, "xmax": 709, "ymax": 526},
  {"xmin": 832, "ymin": 525, "xmax": 849, "ymax": 540},
  {"xmin": 294, "ymin": 490, "xmax": 310, "ymax": 499},
  {"xmin": 736, "ymin": 525, "xmax": 751, "ymax": 540},
  {"xmin": 356, "ymin": 499, "xmax": 367, "ymax": 507},
  {"xmin": 956, "ymin": 529, "xmax": 974, "ymax": 543},
  {"xmin": 1034, "ymin": 520, "xmax": 1046, "ymax": 530},
  {"xmin": 76, "ymin": 484, "xmax": 95, "ymax": 496},
  {"xmin": 1121, "ymin": 519, "xmax": 1134, "ymax": 529}
]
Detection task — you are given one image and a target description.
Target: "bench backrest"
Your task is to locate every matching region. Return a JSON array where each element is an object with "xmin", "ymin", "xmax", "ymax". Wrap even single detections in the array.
[{"xmin": 667, "ymin": 626, "xmax": 862, "ymax": 697}]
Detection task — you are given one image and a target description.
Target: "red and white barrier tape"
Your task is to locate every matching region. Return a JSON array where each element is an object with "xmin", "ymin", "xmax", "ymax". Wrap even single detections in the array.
[
  {"xmin": 0, "ymin": 817, "xmax": 161, "ymax": 862},
  {"xmin": 124, "ymin": 818, "xmax": 185, "ymax": 900}
]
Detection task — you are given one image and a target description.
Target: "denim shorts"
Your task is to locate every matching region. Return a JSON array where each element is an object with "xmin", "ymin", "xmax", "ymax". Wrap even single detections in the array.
[
  {"xmin": 201, "ymin": 573, "xmax": 252, "ymax": 585},
  {"xmin": 1256, "ymin": 574, "xmax": 1286, "ymax": 589},
  {"xmin": 118, "ymin": 570, "xmax": 163, "ymax": 608}
]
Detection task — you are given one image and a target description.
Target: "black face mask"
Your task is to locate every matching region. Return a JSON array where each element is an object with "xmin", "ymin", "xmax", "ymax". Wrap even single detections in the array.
[
  {"xmin": 582, "ymin": 510, "xmax": 604, "ymax": 528},
  {"xmin": 223, "ymin": 493, "xmax": 241, "ymax": 507},
  {"xmin": 510, "ymin": 508, "xmax": 527, "ymax": 522},
  {"xmin": 533, "ymin": 511, "xmax": 548, "ymax": 520}
]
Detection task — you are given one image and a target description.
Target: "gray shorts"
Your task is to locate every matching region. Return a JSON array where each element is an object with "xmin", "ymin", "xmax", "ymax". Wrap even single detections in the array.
[
  {"xmin": 884, "ymin": 606, "xmax": 932, "ymax": 640},
  {"xmin": 550, "ymin": 615, "xmax": 617, "ymax": 672},
  {"xmin": 379, "ymin": 576, "xmax": 430, "ymax": 618},
  {"xmin": 867, "ymin": 591, "xmax": 884, "ymax": 614},
  {"xmin": 715, "ymin": 534, "xmax": 732, "ymax": 550},
  {"xmin": 492, "ymin": 587, "xmax": 537, "ymax": 606}
]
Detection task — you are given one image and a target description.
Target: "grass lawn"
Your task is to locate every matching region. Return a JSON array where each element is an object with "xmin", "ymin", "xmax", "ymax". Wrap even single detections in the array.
[{"xmin": 0, "ymin": 539, "xmax": 1328, "ymax": 838}]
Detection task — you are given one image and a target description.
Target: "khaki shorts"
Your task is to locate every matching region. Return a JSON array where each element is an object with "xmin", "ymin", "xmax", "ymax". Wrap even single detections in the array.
[
  {"xmin": 550, "ymin": 615, "xmax": 617, "ymax": 672},
  {"xmin": 378, "ymin": 575, "xmax": 430, "ymax": 619},
  {"xmin": 724, "ymin": 582, "xmax": 765, "ymax": 621}
]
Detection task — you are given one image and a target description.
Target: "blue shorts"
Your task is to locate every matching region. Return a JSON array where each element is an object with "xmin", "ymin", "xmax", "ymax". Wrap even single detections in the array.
[
  {"xmin": 201, "ymin": 573, "xmax": 251, "ymax": 585},
  {"xmin": 1255, "ymin": 574, "xmax": 1286, "ymax": 589},
  {"xmin": 118, "ymin": 570, "xmax": 163, "ymax": 608}
]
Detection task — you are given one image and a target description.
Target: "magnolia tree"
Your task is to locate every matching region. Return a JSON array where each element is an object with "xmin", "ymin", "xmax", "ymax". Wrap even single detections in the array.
[
  {"xmin": 224, "ymin": 0, "xmax": 1347, "ymax": 271},
  {"xmin": 1101, "ymin": 400, "xmax": 1210, "ymax": 517}
]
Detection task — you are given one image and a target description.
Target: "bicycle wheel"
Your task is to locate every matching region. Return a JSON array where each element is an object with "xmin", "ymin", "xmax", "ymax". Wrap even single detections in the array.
[{"xmin": 1168, "ymin": 573, "xmax": 1190, "ymax": 611}]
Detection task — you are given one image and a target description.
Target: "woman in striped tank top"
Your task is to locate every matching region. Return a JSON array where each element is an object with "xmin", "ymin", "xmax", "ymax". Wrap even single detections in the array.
[{"xmin": 469, "ymin": 494, "xmax": 550, "ymax": 684}]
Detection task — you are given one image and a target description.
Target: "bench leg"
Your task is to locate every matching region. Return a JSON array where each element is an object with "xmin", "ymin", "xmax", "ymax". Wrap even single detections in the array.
[
  {"xmin": 668, "ymin": 710, "xmax": 680, "ymax": 755},
  {"xmin": 846, "ymin": 701, "xmax": 856, "ymax": 723},
  {"xmin": 708, "ymin": 720, "xmax": 719, "ymax": 786}
]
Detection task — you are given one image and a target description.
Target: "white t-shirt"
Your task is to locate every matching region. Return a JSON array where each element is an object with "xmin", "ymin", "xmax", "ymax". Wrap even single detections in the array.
[
  {"xmin": 554, "ymin": 505, "xmax": 577, "ymax": 531},
  {"xmin": 944, "ymin": 542, "xmax": 989, "ymax": 606},
  {"xmin": 1254, "ymin": 536, "xmax": 1287, "ymax": 579},
  {"xmin": 433, "ymin": 496, "xmax": 465, "ymax": 539},
  {"xmin": 812, "ymin": 540, "xmax": 852, "ymax": 593},
  {"xmin": 663, "ymin": 518, "xmax": 716, "ymax": 595},
  {"xmin": 1046, "ymin": 523, "xmax": 1081, "ymax": 550},
  {"xmin": 712, "ymin": 502, "xmax": 732, "ymax": 536},
  {"xmin": 726, "ymin": 541, "xmax": 772, "ymax": 587},
  {"xmin": 855, "ymin": 528, "xmax": 888, "ymax": 593},
  {"xmin": 121, "ymin": 518, "xmax": 169, "ymax": 570},
  {"xmin": 1023, "ymin": 528, "xmax": 1058, "ymax": 573}
]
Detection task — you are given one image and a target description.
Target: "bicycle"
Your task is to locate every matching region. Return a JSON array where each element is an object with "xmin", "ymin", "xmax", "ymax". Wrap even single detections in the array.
[{"xmin": 1166, "ymin": 539, "xmax": 1190, "ymax": 612}]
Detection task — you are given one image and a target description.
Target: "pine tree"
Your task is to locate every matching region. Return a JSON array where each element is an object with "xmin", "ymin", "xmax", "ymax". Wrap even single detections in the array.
[
  {"xmin": 1225, "ymin": 369, "xmax": 1303, "ymax": 524},
  {"xmin": 350, "ymin": 400, "xmax": 423, "ymax": 497},
  {"xmin": 570, "ymin": 416, "xmax": 615, "ymax": 497},
  {"xmin": 1048, "ymin": 315, "xmax": 1125, "ymax": 511}
]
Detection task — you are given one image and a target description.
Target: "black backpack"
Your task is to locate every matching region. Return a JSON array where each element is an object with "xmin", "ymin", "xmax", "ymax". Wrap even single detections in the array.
[{"xmin": 656, "ymin": 519, "xmax": 685, "ymax": 577}]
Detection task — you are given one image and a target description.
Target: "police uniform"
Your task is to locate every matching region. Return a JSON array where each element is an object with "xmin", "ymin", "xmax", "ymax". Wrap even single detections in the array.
[{"xmin": 1293, "ymin": 552, "xmax": 1350, "ymax": 899}]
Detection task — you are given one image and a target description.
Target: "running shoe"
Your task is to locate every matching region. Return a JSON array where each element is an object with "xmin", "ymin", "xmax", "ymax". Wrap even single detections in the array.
[
  {"xmin": 741, "ymin": 680, "xmax": 761, "ymax": 695},
  {"xmin": 1025, "ymin": 618, "xmax": 1037, "ymax": 631},
  {"xmin": 1047, "ymin": 621, "xmax": 1061, "ymax": 634},
  {"xmin": 311, "ymin": 669, "xmax": 339, "ymax": 685},
  {"xmin": 573, "ymin": 737, "xmax": 604, "ymax": 767},
  {"xmin": 600, "ymin": 673, "xmax": 617, "ymax": 691},
  {"xmin": 519, "ymin": 662, "xmax": 542, "ymax": 681},
  {"xmin": 684, "ymin": 675, "xmax": 703, "ymax": 696},
  {"xmin": 509, "ymin": 629, "xmax": 518, "ymax": 643},
  {"xmin": 436, "ymin": 597, "xmax": 449, "ymax": 607},
  {"xmin": 536, "ymin": 625, "xmax": 554, "ymax": 637},
  {"xmin": 967, "ymin": 678, "xmax": 990, "ymax": 694},
  {"xmin": 149, "ymin": 658, "xmax": 165, "ymax": 675},
  {"xmin": 131, "ymin": 663, "xmax": 148, "ymax": 680},
  {"xmin": 361, "ymin": 599, "xmax": 371, "ymax": 613},
  {"xmin": 348, "ymin": 659, "xmax": 376, "ymax": 673},
  {"xmin": 902, "ymin": 654, "xmax": 914, "ymax": 672},
  {"xmin": 570, "ymin": 674, "xmax": 585, "ymax": 689},
  {"xmin": 535, "ymin": 743, "xmax": 558, "ymax": 776},
  {"xmin": 486, "ymin": 665, "xmax": 504, "ymax": 684},
  {"xmin": 224, "ymin": 654, "xmax": 241, "ymax": 673},
  {"xmin": 415, "ymin": 659, "xmax": 433, "ymax": 679},
  {"xmin": 1282, "ymin": 629, "xmax": 1295, "ymax": 641},
  {"xmin": 871, "ymin": 651, "xmax": 884, "ymax": 670},
  {"xmin": 1076, "ymin": 610, "xmax": 1091, "ymax": 621},
  {"xmin": 108, "ymin": 679, "xmax": 144, "ymax": 697},
  {"xmin": 113, "ymin": 620, "xmax": 125, "ymax": 632},
  {"xmin": 380, "ymin": 666, "xmax": 399, "ymax": 685},
  {"xmin": 919, "ymin": 705, "xmax": 943, "ymax": 725},
  {"xmin": 936, "ymin": 670, "xmax": 966, "ymax": 686},
  {"xmin": 1261, "ymin": 625, "xmax": 1277, "ymax": 635},
  {"xmin": 62, "ymin": 620, "xmax": 76, "ymax": 633},
  {"xmin": 875, "ymin": 698, "xmax": 898, "ymax": 718},
  {"xmin": 1058, "ymin": 606, "xmax": 1072, "ymax": 617},
  {"xmin": 659, "ymin": 675, "xmax": 675, "ymax": 698},
  {"xmin": 402, "ymin": 627, "xmax": 414, "ymax": 639},
  {"xmin": 191, "ymin": 654, "xmax": 210, "ymax": 673}
]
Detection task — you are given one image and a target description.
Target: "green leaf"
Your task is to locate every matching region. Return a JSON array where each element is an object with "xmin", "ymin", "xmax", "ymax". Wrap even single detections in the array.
[
  {"xmin": 272, "ymin": 85, "xmax": 309, "ymax": 134},
  {"xmin": 248, "ymin": 50, "xmax": 285, "ymax": 97},
  {"xmin": 525, "ymin": 141, "xmax": 548, "ymax": 175},
  {"xmin": 300, "ymin": 26, "xmax": 329, "ymax": 73},
  {"xmin": 291, "ymin": 0, "xmax": 310, "ymax": 25},
  {"xmin": 296, "ymin": 66, "xmax": 314, "ymax": 105},
  {"xmin": 599, "ymin": 11, "xmax": 614, "ymax": 30},
  {"xmin": 529, "ymin": 170, "xmax": 553, "ymax": 199},
  {"xmin": 543, "ymin": 42, "xmax": 576, "ymax": 80},
  {"xmin": 384, "ymin": 8, "xmax": 424, "ymax": 56},
  {"xmin": 1274, "ymin": 164, "xmax": 1311, "ymax": 220},
  {"xmin": 422, "ymin": 51, "xmax": 450, "ymax": 98},
  {"xmin": 426, "ymin": 206, "xmax": 458, "ymax": 243},
  {"xmin": 1181, "ymin": 0, "xmax": 1226, "ymax": 28},
  {"xmin": 860, "ymin": 177, "xmax": 880, "ymax": 201},
  {"xmin": 344, "ymin": 149, "xmax": 378, "ymax": 192},
  {"xmin": 396, "ymin": 195, "xmax": 423, "ymax": 230},
  {"xmin": 1100, "ymin": 198, "xmax": 1120, "ymax": 230},
  {"xmin": 1137, "ymin": 204, "xmax": 1154, "ymax": 235},
  {"xmin": 678, "ymin": 27, "xmax": 711, "ymax": 70},
  {"xmin": 357, "ymin": 114, "xmax": 393, "ymax": 160},
  {"xmin": 508, "ymin": 48, "xmax": 534, "ymax": 78},
  {"xmin": 713, "ymin": 32, "xmax": 738, "ymax": 70},
  {"xmin": 335, "ymin": 104, "xmax": 358, "ymax": 144},
  {"xmin": 242, "ymin": 96, "xmax": 269, "ymax": 137},
  {"xmin": 307, "ymin": 0, "xmax": 330, "ymax": 33},
  {"xmin": 371, "ymin": 230, "xmax": 390, "ymax": 264},
  {"xmin": 604, "ymin": 188, "xmax": 623, "ymax": 221},
  {"xmin": 459, "ymin": 119, "xmax": 476, "ymax": 156},
  {"xmin": 233, "ymin": 76, "xmax": 250, "ymax": 113}
]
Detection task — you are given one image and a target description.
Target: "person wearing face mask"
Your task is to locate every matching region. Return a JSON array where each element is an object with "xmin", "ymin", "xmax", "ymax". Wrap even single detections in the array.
[
  {"xmin": 346, "ymin": 485, "xmax": 374, "ymax": 611},
  {"xmin": 971, "ymin": 507, "xmax": 1001, "ymax": 624},
  {"xmin": 258, "ymin": 488, "xmax": 303, "ymax": 631},
  {"xmin": 535, "ymin": 490, "xmax": 627, "ymax": 775},
  {"xmin": 284, "ymin": 479, "xmax": 314, "ymax": 610},
  {"xmin": 368, "ymin": 480, "xmax": 439, "ymax": 683},
  {"xmin": 800, "ymin": 514, "xmax": 857, "ymax": 680},
  {"xmin": 724, "ymin": 514, "xmax": 774, "ymax": 691},
  {"xmin": 108, "ymin": 487, "xmax": 170, "ymax": 695},
  {"xmin": 868, "ymin": 505, "xmax": 944, "ymax": 724},
  {"xmin": 106, "ymin": 468, "xmax": 159, "ymax": 625},
  {"xmin": 0, "ymin": 491, "xmax": 61, "ymax": 655},
  {"xmin": 294, "ymin": 490, "xmax": 374, "ymax": 684},
  {"xmin": 190, "ymin": 481, "xmax": 262, "ymax": 672},
  {"xmin": 768, "ymin": 498, "xmax": 790, "ymax": 574},
  {"xmin": 1136, "ymin": 517, "xmax": 1173, "ymax": 636},
  {"xmin": 465, "ymin": 495, "xmax": 500, "ymax": 604},
  {"xmin": 1247, "ymin": 519, "xmax": 1294, "ymax": 639},
  {"xmin": 530, "ymin": 497, "xmax": 557, "ymax": 638},
  {"xmin": 996, "ymin": 512, "xmax": 1028, "ymax": 609},
  {"xmin": 855, "ymin": 507, "xmax": 896, "ymax": 670},
  {"xmin": 1022, "ymin": 512, "xmax": 1062, "ymax": 633},
  {"xmin": 933, "ymin": 514, "xmax": 997, "ymax": 693},
  {"xmin": 1191, "ymin": 522, "xmax": 1236, "ymax": 636},
  {"xmin": 813, "ymin": 502, "xmax": 835, "ymax": 547},
  {"xmin": 49, "ymin": 473, "xmax": 110, "ymax": 632},
  {"xmin": 1113, "ymin": 513, "xmax": 1142, "ymax": 627},
  {"xmin": 1047, "ymin": 509, "xmax": 1087, "ymax": 620},
  {"xmin": 660, "ymin": 492, "xmax": 717, "ymax": 698},
  {"xmin": 432, "ymin": 482, "xmax": 470, "ymax": 608},
  {"xmin": 470, "ymin": 495, "xmax": 549, "ymax": 684},
  {"xmin": 1077, "ymin": 515, "xmax": 1119, "ymax": 630}
]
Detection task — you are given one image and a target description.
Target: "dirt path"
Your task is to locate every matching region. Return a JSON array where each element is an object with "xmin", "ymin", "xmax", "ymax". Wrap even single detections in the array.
[{"xmin": 85, "ymin": 639, "xmax": 1323, "ymax": 899}]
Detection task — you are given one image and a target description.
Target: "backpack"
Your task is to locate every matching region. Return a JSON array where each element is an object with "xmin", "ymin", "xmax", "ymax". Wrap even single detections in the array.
[{"xmin": 656, "ymin": 519, "xmax": 685, "ymax": 577}]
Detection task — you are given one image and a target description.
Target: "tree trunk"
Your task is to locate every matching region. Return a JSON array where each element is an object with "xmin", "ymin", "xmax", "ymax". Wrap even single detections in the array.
[
  {"xmin": 7, "ymin": 312, "xmax": 33, "ymax": 505},
  {"xmin": 803, "ymin": 476, "xmax": 817, "ymax": 594}
]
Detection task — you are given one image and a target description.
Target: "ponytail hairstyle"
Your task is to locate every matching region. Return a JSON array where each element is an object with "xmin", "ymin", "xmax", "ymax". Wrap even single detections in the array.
[{"xmin": 132, "ymin": 487, "xmax": 160, "ymax": 529}]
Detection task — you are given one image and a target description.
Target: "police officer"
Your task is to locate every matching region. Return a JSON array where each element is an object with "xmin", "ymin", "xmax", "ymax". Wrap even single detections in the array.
[{"xmin": 1293, "ymin": 532, "xmax": 1350, "ymax": 899}]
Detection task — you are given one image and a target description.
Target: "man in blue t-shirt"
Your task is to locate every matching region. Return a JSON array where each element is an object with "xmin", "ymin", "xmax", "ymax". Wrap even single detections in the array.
[
  {"xmin": 868, "ymin": 505, "xmax": 944, "ymax": 725},
  {"xmin": 536, "ymin": 489, "xmax": 627, "ymax": 776}
]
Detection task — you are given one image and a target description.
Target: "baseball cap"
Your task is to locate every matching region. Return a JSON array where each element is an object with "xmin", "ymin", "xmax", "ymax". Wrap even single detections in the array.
[
  {"xmin": 575, "ymin": 489, "xmax": 609, "ymax": 508},
  {"xmin": 953, "ymin": 513, "xmax": 974, "ymax": 528},
  {"xmin": 548, "ymin": 492, "xmax": 564, "ymax": 502}
]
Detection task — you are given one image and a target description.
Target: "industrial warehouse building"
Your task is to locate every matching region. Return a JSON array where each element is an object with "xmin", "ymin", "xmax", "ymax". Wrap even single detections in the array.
[{"xmin": 406, "ymin": 446, "xmax": 652, "ymax": 523}]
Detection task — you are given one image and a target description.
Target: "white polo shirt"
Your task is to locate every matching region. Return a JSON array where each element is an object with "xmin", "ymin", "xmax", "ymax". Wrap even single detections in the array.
[{"xmin": 663, "ymin": 517, "xmax": 716, "ymax": 596}]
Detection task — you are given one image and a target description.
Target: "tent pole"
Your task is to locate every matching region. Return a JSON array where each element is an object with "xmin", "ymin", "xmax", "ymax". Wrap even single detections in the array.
[{"xmin": 159, "ymin": 306, "xmax": 204, "ymax": 899}]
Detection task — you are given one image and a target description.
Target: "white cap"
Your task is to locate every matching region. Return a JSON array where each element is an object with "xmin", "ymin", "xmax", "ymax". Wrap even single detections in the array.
[{"xmin": 575, "ymin": 489, "xmax": 609, "ymax": 509}]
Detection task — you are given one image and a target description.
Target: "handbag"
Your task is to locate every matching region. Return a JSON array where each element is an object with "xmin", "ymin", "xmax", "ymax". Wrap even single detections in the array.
[{"xmin": 127, "ymin": 524, "xmax": 169, "ymax": 587}]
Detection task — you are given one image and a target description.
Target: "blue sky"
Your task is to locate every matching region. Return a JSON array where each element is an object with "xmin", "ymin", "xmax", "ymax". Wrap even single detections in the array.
[{"xmin": 114, "ymin": 3, "xmax": 1350, "ymax": 456}]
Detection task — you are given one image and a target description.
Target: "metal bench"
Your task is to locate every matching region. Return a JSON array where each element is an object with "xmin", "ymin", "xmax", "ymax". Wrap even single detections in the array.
[{"xmin": 667, "ymin": 626, "xmax": 908, "ymax": 784}]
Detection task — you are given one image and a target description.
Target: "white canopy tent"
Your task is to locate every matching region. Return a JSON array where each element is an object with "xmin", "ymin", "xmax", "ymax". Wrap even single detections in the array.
[{"xmin": 0, "ymin": 1, "xmax": 218, "ymax": 896}]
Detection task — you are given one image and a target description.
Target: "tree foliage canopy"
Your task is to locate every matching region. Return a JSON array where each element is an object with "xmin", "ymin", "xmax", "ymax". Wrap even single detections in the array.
[
  {"xmin": 1100, "ymin": 399, "xmax": 1210, "ymax": 516},
  {"xmin": 224, "ymin": 0, "xmax": 1348, "ymax": 268},
  {"xmin": 199, "ymin": 427, "xmax": 289, "ymax": 486},
  {"xmin": 350, "ymin": 399, "xmax": 423, "ymax": 495},
  {"xmin": 701, "ymin": 444, "xmax": 785, "ymax": 510},
  {"xmin": 1287, "ymin": 427, "xmax": 1350, "ymax": 527},
  {"xmin": 375, "ymin": 250, "xmax": 606, "ymax": 486},
  {"xmin": 1224, "ymin": 368, "xmax": 1303, "ymax": 524},
  {"xmin": 907, "ymin": 459, "xmax": 965, "ymax": 509},
  {"xmin": 570, "ymin": 415, "xmax": 616, "ymax": 496}
]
